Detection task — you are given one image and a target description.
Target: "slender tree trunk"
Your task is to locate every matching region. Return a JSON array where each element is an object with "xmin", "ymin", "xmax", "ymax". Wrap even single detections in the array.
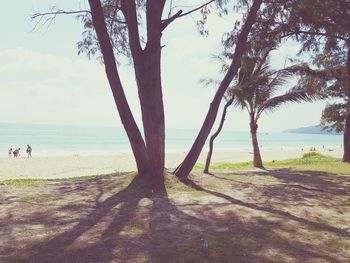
[
  {"xmin": 174, "ymin": 0, "xmax": 262, "ymax": 179},
  {"xmin": 343, "ymin": 42, "xmax": 350, "ymax": 162},
  {"xmin": 250, "ymin": 120, "xmax": 263, "ymax": 168},
  {"xmin": 88, "ymin": 0, "xmax": 150, "ymax": 176},
  {"xmin": 204, "ymin": 97, "xmax": 234, "ymax": 173},
  {"xmin": 343, "ymin": 116, "xmax": 350, "ymax": 162}
]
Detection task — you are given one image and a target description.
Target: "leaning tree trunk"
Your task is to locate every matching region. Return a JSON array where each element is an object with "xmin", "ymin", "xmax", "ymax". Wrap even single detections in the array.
[
  {"xmin": 174, "ymin": 0, "xmax": 262, "ymax": 179},
  {"xmin": 204, "ymin": 96, "xmax": 234, "ymax": 174},
  {"xmin": 88, "ymin": 0, "xmax": 150, "ymax": 176},
  {"xmin": 250, "ymin": 120, "xmax": 263, "ymax": 168},
  {"xmin": 343, "ymin": 41, "xmax": 350, "ymax": 162}
]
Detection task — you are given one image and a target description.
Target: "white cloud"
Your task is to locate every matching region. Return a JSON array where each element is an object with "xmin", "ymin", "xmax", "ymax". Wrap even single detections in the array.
[{"xmin": 0, "ymin": 48, "xmax": 136, "ymax": 127}]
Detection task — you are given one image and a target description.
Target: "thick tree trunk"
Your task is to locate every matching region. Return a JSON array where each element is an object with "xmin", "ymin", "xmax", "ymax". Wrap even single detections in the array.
[
  {"xmin": 174, "ymin": 0, "xmax": 262, "ymax": 178},
  {"xmin": 123, "ymin": 0, "xmax": 166, "ymax": 182},
  {"xmin": 343, "ymin": 42, "xmax": 350, "ymax": 162},
  {"xmin": 204, "ymin": 97, "xmax": 234, "ymax": 174},
  {"xmin": 88, "ymin": 0, "xmax": 150, "ymax": 176},
  {"xmin": 250, "ymin": 121, "xmax": 263, "ymax": 168},
  {"xmin": 137, "ymin": 54, "xmax": 165, "ymax": 182}
]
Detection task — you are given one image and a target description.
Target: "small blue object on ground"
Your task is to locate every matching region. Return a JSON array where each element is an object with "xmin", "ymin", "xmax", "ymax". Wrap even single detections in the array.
[{"xmin": 202, "ymin": 239, "xmax": 209, "ymax": 252}]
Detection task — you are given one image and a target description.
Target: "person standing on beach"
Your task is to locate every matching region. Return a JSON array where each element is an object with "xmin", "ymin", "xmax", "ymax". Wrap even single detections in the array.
[
  {"xmin": 8, "ymin": 148, "xmax": 13, "ymax": 157},
  {"xmin": 13, "ymin": 148, "xmax": 20, "ymax": 158},
  {"xmin": 26, "ymin": 145, "xmax": 32, "ymax": 158}
]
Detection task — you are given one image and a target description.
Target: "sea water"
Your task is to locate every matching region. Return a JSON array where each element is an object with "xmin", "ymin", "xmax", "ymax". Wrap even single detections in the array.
[{"xmin": 0, "ymin": 123, "xmax": 343, "ymax": 157}]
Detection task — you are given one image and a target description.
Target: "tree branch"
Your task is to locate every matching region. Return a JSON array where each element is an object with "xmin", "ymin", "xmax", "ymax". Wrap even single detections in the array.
[
  {"xmin": 281, "ymin": 29, "xmax": 348, "ymax": 42},
  {"xmin": 121, "ymin": 0, "xmax": 142, "ymax": 57},
  {"xmin": 31, "ymin": 9, "xmax": 91, "ymax": 20},
  {"xmin": 161, "ymin": 0, "xmax": 216, "ymax": 31},
  {"xmin": 30, "ymin": 9, "xmax": 91, "ymax": 31}
]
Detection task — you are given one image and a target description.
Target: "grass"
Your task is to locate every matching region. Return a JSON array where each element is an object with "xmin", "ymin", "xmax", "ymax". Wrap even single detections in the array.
[
  {"xmin": 1, "ymin": 178, "xmax": 49, "ymax": 186},
  {"xmin": 1, "ymin": 171, "xmax": 132, "ymax": 186},
  {"xmin": 198, "ymin": 152, "xmax": 350, "ymax": 174}
]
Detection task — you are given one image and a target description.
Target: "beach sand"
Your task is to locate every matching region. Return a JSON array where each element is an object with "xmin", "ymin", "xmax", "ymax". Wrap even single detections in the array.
[{"xmin": 0, "ymin": 148, "xmax": 343, "ymax": 180}]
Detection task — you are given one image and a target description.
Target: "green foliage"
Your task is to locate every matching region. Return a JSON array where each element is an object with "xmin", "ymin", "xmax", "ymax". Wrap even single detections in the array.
[
  {"xmin": 76, "ymin": 0, "xmax": 242, "ymax": 60},
  {"xmin": 2, "ymin": 179, "xmax": 48, "ymax": 186},
  {"xmin": 228, "ymin": 48, "xmax": 318, "ymax": 121},
  {"xmin": 0, "ymin": 172, "xmax": 130, "ymax": 186},
  {"xmin": 283, "ymin": 0, "xmax": 350, "ymax": 133},
  {"xmin": 200, "ymin": 152, "xmax": 350, "ymax": 174},
  {"xmin": 290, "ymin": 0, "xmax": 349, "ymax": 52}
]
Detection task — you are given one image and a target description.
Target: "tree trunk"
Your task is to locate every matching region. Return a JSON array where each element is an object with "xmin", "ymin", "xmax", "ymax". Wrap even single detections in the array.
[
  {"xmin": 174, "ymin": 0, "xmax": 262, "ymax": 179},
  {"xmin": 343, "ymin": 116, "xmax": 350, "ymax": 162},
  {"xmin": 343, "ymin": 42, "xmax": 350, "ymax": 162},
  {"xmin": 204, "ymin": 96, "xmax": 234, "ymax": 174},
  {"xmin": 250, "ymin": 121, "xmax": 263, "ymax": 168},
  {"xmin": 88, "ymin": 0, "xmax": 150, "ymax": 176},
  {"xmin": 137, "ymin": 53, "xmax": 165, "ymax": 183},
  {"xmin": 124, "ymin": 0, "xmax": 166, "ymax": 182}
]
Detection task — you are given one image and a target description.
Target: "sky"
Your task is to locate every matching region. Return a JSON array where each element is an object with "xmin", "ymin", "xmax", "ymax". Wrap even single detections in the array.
[{"xmin": 0, "ymin": 0, "xmax": 329, "ymax": 132}]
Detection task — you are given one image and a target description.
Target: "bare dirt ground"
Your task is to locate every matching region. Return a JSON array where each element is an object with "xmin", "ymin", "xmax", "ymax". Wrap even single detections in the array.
[{"xmin": 0, "ymin": 168, "xmax": 349, "ymax": 262}]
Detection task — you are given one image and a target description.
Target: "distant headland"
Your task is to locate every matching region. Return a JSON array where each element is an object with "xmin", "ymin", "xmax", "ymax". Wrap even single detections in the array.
[{"xmin": 283, "ymin": 125, "xmax": 342, "ymax": 135}]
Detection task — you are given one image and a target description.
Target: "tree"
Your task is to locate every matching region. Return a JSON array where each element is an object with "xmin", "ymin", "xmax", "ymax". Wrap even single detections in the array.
[
  {"xmin": 203, "ymin": 96, "xmax": 234, "ymax": 174},
  {"xmin": 280, "ymin": 0, "xmax": 350, "ymax": 161},
  {"xmin": 236, "ymin": 60, "xmax": 317, "ymax": 167},
  {"xmin": 216, "ymin": 47, "xmax": 318, "ymax": 168},
  {"xmin": 33, "ymin": 0, "xmax": 263, "ymax": 185},
  {"xmin": 173, "ymin": 0, "xmax": 262, "ymax": 179}
]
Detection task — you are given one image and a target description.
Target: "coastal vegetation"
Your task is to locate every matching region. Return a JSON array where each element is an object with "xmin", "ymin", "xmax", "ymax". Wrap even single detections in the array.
[
  {"xmin": 203, "ymin": 48, "xmax": 319, "ymax": 171},
  {"xmin": 2, "ymin": 1, "xmax": 350, "ymax": 262},
  {"xmin": 199, "ymin": 152, "xmax": 350, "ymax": 175},
  {"xmin": 31, "ymin": 0, "xmax": 350, "ymax": 183}
]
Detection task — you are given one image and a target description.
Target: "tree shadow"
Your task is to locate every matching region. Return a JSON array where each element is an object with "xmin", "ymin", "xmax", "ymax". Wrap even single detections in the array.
[
  {"xmin": 179, "ymin": 176, "xmax": 350, "ymax": 239},
  {"xmin": 267, "ymin": 168, "xmax": 350, "ymax": 195},
  {"xmin": 4, "ymin": 175, "xmax": 153, "ymax": 262},
  {"xmin": 1, "ymin": 171, "xmax": 349, "ymax": 262}
]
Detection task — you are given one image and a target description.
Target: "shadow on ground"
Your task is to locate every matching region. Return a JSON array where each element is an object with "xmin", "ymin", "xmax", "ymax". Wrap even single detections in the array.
[{"xmin": 1, "ymin": 168, "xmax": 349, "ymax": 262}]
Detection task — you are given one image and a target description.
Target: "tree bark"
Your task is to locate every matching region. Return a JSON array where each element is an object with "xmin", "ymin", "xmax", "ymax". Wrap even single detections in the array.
[
  {"xmin": 204, "ymin": 97, "xmax": 234, "ymax": 174},
  {"xmin": 250, "ymin": 120, "xmax": 264, "ymax": 168},
  {"xmin": 88, "ymin": 0, "xmax": 150, "ymax": 176},
  {"xmin": 174, "ymin": 0, "xmax": 262, "ymax": 178},
  {"xmin": 122, "ymin": 0, "xmax": 166, "ymax": 182},
  {"xmin": 343, "ymin": 116, "xmax": 350, "ymax": 162},
  {"xmin": 343, "ymin": 42, "xmax": 350, "ymax": 162}
]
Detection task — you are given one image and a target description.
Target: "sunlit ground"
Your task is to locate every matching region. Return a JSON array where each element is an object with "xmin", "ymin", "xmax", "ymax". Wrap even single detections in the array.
[{"xmin": 1, "ymin": 155, "xmax": 349, "ymax": 262}]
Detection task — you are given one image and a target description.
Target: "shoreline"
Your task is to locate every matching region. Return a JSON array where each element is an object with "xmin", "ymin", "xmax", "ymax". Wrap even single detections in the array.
[{"xmin": 0, "ymin": 148, "xmax": 343, "ymax": 180}]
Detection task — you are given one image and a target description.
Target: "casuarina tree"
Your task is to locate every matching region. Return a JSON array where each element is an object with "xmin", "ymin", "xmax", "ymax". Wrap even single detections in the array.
[
  {"xmin": 32, "ymin": 0, "xmax": 263, "ymax": 185},
  {"xmin": 280, "ymin": 0, "xmax": 350, "ymax": 162},
  {"xmin": 173, "ymin": 0, "xmax": 262, "ymax": 179}
]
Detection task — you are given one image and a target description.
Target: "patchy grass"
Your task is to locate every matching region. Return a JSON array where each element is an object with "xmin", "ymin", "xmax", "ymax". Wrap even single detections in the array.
[
  {"xmin": 195, "ymin": 161, "xmax": 253, "ymax": 170},
  {"xmin": 199, "ymin": 152, "xmax": 350, "ymax": 175},
  {"xmin": 1, "ymin": 172, "xmax": 132, "ymax": 186},
  {"xmin": 1, "ymin": 178, "xmax": 49, "ymax": 186}
]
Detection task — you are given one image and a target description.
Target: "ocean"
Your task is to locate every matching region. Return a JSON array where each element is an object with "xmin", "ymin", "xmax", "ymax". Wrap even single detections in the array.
[{"xmin": 0, "ymin": 123, "xmax": 343, "ymax": 157}]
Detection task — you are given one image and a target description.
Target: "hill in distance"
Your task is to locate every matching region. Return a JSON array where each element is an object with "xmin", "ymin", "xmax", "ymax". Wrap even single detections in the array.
[{"xmin": 283, "ymin": 125, "xmax": 342, "ymax": 135}]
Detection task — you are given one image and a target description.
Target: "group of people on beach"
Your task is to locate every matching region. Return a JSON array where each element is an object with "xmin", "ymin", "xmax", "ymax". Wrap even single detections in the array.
[{"xmin": 8, "ymin": 145, "xmax": 32, "ymax": 158}]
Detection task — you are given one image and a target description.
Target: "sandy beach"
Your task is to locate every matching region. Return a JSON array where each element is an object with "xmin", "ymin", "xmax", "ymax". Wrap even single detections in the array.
[{"xmin": 0, "ymin": 148, "xmax": 343, "ymax": 180}]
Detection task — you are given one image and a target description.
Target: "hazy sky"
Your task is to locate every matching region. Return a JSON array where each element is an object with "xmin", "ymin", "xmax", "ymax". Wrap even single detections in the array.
[{"xmin": 0, "ymin": 0, "xmax": 328, "ymax": 132}]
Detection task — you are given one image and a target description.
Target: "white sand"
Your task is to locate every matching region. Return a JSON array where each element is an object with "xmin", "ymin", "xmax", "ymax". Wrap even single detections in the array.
[{"xmin": 0, "ymin": 148, "xmax": 343, "ymax": 180}]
